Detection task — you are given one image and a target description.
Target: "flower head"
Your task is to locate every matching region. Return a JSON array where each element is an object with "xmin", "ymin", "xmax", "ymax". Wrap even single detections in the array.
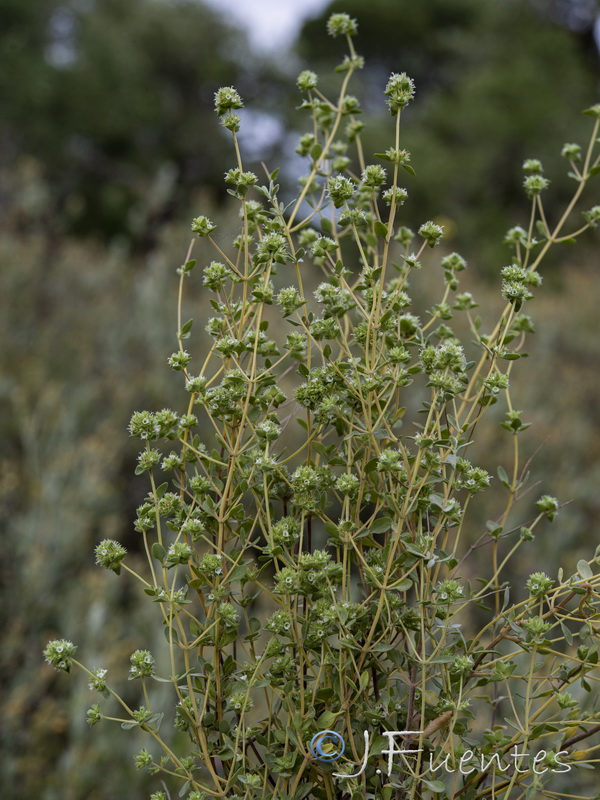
[
  {"xmin": 129, "ymin": 649, "xmax": 156, "ymax": 679},
  {"xmin": 214, "ymin": 86, "xmax": 244, "ymax": 116},
  {"xmin": 327, "ymin": 13, "xmax": 358, "ymax": 37},
  {"xmin": 95, "ymin": 539, "xmax": 127, "ymax": 574},
  {"xmin": 44, "ymin": 639, "xmax": 77, "ymax": 672},
  {"xmin": 385, "ymin": 72, "xmax": 415, "ymax": 115}
]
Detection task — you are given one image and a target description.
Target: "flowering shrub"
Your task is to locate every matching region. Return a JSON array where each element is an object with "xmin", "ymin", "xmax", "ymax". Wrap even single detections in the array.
[{"xmin": 45, "ymin": 13, "xmax": 600, "ymax": 800}]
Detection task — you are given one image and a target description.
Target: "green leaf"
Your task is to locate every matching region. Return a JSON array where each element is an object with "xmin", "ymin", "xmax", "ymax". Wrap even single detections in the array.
[
  {"xmin": 335, "ymin": 60, "xmax": 351, "ymax": 74},
  {"xmin": 369, "ymin": 735, "xmax": 390, "ymax": 756},
  {"xmin": 155, "ymin": 481, "xmax": 168, "ymax": 498},
  {"xmin": 577, "ymin": 559, "xmax": 593, "ymax": 580},
  {"xmin": 560, "ymin": 621, "xmax": 573, "ymax": 646},
  {"xmin": 310, "ymin": 142, "xmax": 323, "ymax": 161},
  {"xmin": 372, "ymin": 641, "xmax": 397, "ymax": 652},
  {"xmin": 179, "ymin": 318, "xmax": 193, "ymax": 340},
  {"xmin": 429, "ymin": 655, "xmax": 454, "ymax": 664},
  {"xmin": 486, "ymin": 520, "xmax": 503, "ymax": 537},
  {"xmin": 216, "ymin": 745, "xmax": 236, "ymax": 760},
  {"xmin": 497, "ymin": 465, "xmax": 510, "ymax": 489},
  {"xmin": 295, "ymin": 785, "xmax": 314, "ymax": 800},
  {"xmin": 312, "ymin": 442, "xmax": 331, "ymax": 458},
  {"xmin": 321, "ymin": 217, "xmax": 333, "ymax": 234},
  {"xmin": 248, "ymin": 617, "xmax": 262, "ymax": 633},
  {"xmin": 315, "ymin": 687, "xmax": 335, "ymax": 702},
  {"xmin": 402, "ymin": 163, "xmax": 416, "ymax": 176},
  {"xmin": 370, "ymin": 516, "xmax": 392, "ymax": 533},
  {"xmin": 226, "ymin": 564, "xmax": 247, "ymax": 582},
  {"xmin": 219, "ymin": 628, "xmax": 238, "ymax": 646},
  {"xmin": 163, "ymin": 625, "xmax": 179, "ymax": 644},
  {"xmin": 152, "ymin": 542, "xmax": 166, "ymax": 562},
  {"xmin": 374, "ymin": 220, "xmax": 388, "ymax": 239},
  {"xmin": 316, "ymin": 710, "xmax": 337, "ymax": 728},
  {"xmin": 423, "ymin": 779, "xmax": 446, "ymax": 793},
  {"xmin": 374, "ymin": 152, "xmax": 392, "ymax": 162}
]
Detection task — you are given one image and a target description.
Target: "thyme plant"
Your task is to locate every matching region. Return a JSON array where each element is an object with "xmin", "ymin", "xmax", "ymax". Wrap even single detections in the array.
[{"xmin": 45, "ymin": 12, "xmax": 600, "ymax": 800}]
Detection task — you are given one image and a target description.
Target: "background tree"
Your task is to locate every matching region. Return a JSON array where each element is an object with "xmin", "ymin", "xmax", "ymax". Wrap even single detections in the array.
[
  {"xmin": 297, "ymin": 0, "xmax": 599, "ymax": 263},
  {"xmin": 0, "ymin": 0, "xmax": 252, "ymax": 244}
]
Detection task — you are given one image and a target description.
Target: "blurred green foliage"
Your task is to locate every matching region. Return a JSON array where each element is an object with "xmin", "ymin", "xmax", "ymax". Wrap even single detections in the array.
[
  {"xmin": 0, "ymin": 0, "xmax": 248, "ymax": 243},
  {"xmin": 0, "ymin": 181, "xmax": 226, "ymax": 796},
  {"xmin": 297, "ymin": 0, "xmax": 598, "ymax": 263},
  {"xmin": 1, "ymin": 0, "xmax": 599, "ymax": 796}
]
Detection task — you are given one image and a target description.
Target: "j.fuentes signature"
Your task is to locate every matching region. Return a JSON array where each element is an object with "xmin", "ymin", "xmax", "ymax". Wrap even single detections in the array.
[{"xmin": 309, "ymin": 730, "xmax": 571, "ymax": 778}]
